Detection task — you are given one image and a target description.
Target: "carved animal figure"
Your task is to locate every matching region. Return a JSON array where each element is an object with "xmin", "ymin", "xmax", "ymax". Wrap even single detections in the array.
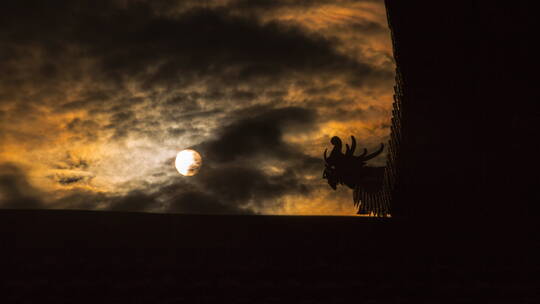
[{"xmin": 323, "ymin": 136, "xmax": 385, "ymax": 210}]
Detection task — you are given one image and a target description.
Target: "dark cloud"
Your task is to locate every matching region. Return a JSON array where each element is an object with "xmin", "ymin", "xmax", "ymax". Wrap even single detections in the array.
[
  {"xmin": 200, "ymin": 165, "xmax": 308, "ymax": 204},
  {"xmin": 0, "ymin": 164, "xmax": 43, "ymax": 209},
  {"xmin": 161, "ymin": 164, "xmax": 309, "ymax": 214},
  {"xmin": 54, "ymin": 152, "xmax": 90, "ymax": 170},
  {"xmin": 100, "ymin": 8, "xmax": 381, "ymax": 88},
  {"xmin": 199, "ymin": 107, "xmax": 317, "ymax": 162},
  {"xmin": 51, "ymin": 191, "xmax": 108, "ymax": 211},
  {"xmin": 0, "ymin": 0, "xmax": 387, "ymax": 108},
  {"xmin": 151, "ymin": 106, "xmax": 321, "ymax": 213},
  {"xmin": 65, "ymin": 118, "xmax": 101, "ymax": 142},
  {"xmin": 167, "ymin": 128, "xmax": 186, "ymax": 137},
  {"xmin": 150, "ymin": 106, "xmax": 320, "ymax": 214},
  {"xmin": 109, "ymin": 190, "xmax": 158, "ymax": 212},
  {"xmin": 169, "ymin": 191, "xmax": 254, "ymax": 215},
  {"xmin": 57, "ymin": 176, "xmax": 85, "ymax": 185},
  {"xmin": 349, "ymin": 19, "xmax": 388, "ymax": 34},
  {"xmin": 105, "ymin": 111, "xmax": 137, "ymax": 139}
]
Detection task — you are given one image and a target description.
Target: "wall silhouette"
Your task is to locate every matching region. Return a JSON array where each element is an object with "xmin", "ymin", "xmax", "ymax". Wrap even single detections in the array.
[{"xmin": 383, "ymin": 1, "xmax": 539, "ymax": 222}]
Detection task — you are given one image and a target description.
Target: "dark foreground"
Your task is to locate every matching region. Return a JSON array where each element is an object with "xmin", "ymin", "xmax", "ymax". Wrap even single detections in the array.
[{"xmin": 0, "ymin": 210, "xmax": 537, "ymax": 303}]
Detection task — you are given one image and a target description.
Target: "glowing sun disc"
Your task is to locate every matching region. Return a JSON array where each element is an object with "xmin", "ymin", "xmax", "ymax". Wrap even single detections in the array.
[{"xmin": 175, "ymin": 149, "xmax": 202, "ymax": 176}]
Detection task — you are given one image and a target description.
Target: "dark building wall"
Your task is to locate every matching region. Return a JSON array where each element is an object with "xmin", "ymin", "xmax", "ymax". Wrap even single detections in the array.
[
  {"xmin": 385, "ymin": 1, "xmax": 539, "ymax": 222},
  {"xmin": 473, "ymin": 2, "xmax": 540, "ymax": 219}
]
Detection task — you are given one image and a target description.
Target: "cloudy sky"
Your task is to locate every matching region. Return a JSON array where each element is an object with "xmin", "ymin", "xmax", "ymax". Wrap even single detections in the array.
[{"xmin": 0, "ymin": 0, "xmax": 395, "ymax": 215}]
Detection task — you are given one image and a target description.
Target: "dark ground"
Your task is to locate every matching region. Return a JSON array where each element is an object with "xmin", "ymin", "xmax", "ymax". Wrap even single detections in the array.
[{"xmin": 0, "ymin": 210, "xmax": 537, "ymax": 303}]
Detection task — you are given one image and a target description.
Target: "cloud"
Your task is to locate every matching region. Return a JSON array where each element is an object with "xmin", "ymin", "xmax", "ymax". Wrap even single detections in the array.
[
  {"xmin": 53, "ymin": 152, "xmax": 90, "ymax": 170},
  {"xmin": 160, "ymin": 164, "xmax": 310, "ymax": 214},
  {"xmin": 57, "ymin": 176, "xmax": 86, "ymax": 185},
  {"xmin": 0, "ymin": 163, "xmax": 43, "ymax": 209},
  {"xmin": 108, "ymin": 190, "xmax": 159, "ymax": 212},
  {"xmin": 198, "ymin": 107, "xmax": 317, "ymax": 162},
  {"xmin": 154, "ymin": 106, "xmax": 319, "ymax": 214},
  {"xmin": 0, "ymin": 1, "xmax": 389, "ymax": 108},
  {"xmin": 0, "ymin": 0, "xmax": 394, "ymax": 215},
  {"xmin": 168, "ymin": 191, "xmax": 254, "ymax": 215}
]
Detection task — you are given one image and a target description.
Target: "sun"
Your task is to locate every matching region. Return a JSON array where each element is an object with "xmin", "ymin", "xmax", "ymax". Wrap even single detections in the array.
[{"xmin": 175, "ymin": 149, "xmax": 202, "ymax": 176}]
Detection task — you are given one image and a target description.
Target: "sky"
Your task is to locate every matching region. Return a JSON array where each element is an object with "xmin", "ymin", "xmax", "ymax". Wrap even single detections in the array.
[{"xmin": 0, "ymin": 0, "xmax": 395, "ymax": 215}]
